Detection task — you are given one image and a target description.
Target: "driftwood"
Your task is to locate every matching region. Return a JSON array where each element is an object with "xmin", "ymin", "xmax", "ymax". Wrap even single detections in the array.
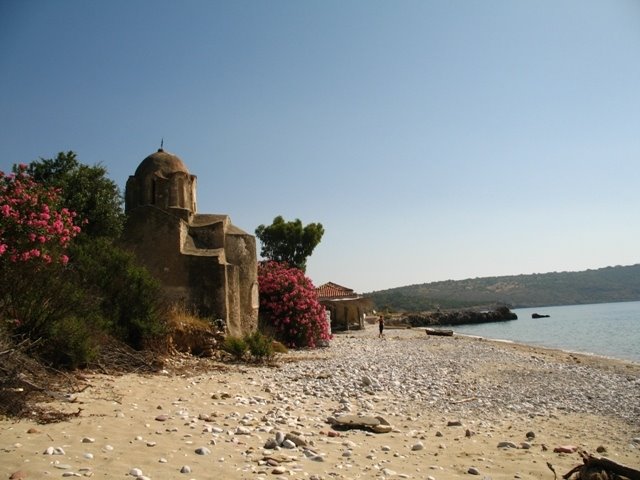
[
  {"xmin": 425, "ymin": 328, "xmax": 454, "ymax": 337},
  {"xmin": 562, "ymin": 451, "xmax": 640, "ymax": 480}
]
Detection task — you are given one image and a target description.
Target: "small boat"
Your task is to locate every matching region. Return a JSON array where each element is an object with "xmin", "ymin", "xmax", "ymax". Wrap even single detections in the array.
[{"xmin": 425, "ymin": 328, "xmax": 454, "ymax": 337}]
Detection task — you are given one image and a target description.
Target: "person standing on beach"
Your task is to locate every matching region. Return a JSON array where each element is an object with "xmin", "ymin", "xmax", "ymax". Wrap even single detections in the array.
[{"xmin": 378, "ymin": 315, "xmax": 384, "ymax": 338}]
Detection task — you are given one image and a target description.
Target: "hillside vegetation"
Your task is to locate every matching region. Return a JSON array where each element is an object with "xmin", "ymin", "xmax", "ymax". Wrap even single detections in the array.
[{"xmin": 368, "ymin": 264, "xmax": 640, "ymax": 312}]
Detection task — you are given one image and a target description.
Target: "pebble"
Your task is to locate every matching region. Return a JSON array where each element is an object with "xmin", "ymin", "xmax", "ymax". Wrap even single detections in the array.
[{"xmin": 44, "ymin": 446, "xmax": 66, "ymax": 455}]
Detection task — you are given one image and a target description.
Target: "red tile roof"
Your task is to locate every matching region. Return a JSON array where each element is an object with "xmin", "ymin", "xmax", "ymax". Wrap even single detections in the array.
[{"xmin": 316, "ymin": 282, "xmax": 357, "ymax": 299}]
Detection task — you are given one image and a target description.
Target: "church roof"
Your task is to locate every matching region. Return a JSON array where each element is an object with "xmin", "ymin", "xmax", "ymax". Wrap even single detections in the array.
[
  {"xmin": 316, "ymin": 282, "xmax": 358, "ymax": 299},
  {"xmin": 135, "ymin": 148, "xmax": 190, "ymax": 178}
]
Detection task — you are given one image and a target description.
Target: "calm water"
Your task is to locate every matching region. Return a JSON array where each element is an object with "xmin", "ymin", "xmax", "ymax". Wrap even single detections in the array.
[{"xmin": 448, "ymin": 301, "xmax": 640, "ymax": 363}]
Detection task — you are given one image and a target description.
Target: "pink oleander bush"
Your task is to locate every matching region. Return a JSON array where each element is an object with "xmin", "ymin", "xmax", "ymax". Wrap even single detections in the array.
[
  {"xmin": 0, "ymin": 162, "xmax": 163, "ymax": 368},
  {"xmin": 258, "ymin": 261, "xmax": 331, "ymax": 348},
  {"xmin": 0, "ymin": 164, "xmax": 81, "ymax": 266},
  {"xmin": 0, "ymin": 165, "xmax": 89, "ymax": 365}
]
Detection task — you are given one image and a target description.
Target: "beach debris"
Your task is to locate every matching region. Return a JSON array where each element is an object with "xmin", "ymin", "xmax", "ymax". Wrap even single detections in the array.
[
  {"xmin": 329, "ymin": 414, "xmax": 393, "ymax": 433},
  {"xmin": 554, "ymin": 445, "xmax": 578, "ymax": 454},
  {"xmin": 497, "ymin": 441, "xmax": 519, "ymax": 449},
  {"xmin": 562, "ymin": 451, "xmax": 640, "ymax": 480}
]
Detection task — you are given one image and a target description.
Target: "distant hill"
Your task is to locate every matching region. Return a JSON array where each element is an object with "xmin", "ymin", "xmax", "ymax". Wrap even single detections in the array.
[{"xmin": 367, "ymin": 264, "xmax": 640, "ymax": 312}]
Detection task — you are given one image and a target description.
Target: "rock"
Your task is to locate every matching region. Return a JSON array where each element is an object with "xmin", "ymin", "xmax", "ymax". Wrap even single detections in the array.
[
  {"xmin": 275, "ymin": 431, "xmax": 286, "ymax": 445},
  {"xmin": 285, "ymin": 433, "xmax": 307, "ymax": 447},
  {"xmin": 497, "ymin": 441, "xmax": 518, "ymax": 449},
  {"xmin": 180, "ymin": 465, "xmax": 192, "ymax": 474},
  {"xmin": 264, "ymin": 438, "xmax": 278, "ymax": 449},
  {"xmin": 129, "ymin": 468, "xmax": 143, "ymax": 477},
  {"xmin": 9, "ymin": 471, "xmax": 28, "ymax": 479},
  {"xmin": 81, "ymin": 437, "xmax": 95, "ymax": 443},
  {"xmin": 155, "ymin": 414, "xmax": 169, "ymax": 421},
  {"xmin": 411, "ymin": 442, "xmax": 424, "ymax": 451},
  {"xmin": 526, "ymin": 431, "xmax": 536, "ymax": 440},
  {"xmin": 195, "ymin": 447, "xmax": 211, "ymax": 455},
  {"xmin": 468, "ymin": 466, "xmax": 480, "ymax": 475},
  {"xmin": 447, "ymin": 420, "xmax": 462, "ymax": 427},
  {"xmin": 282, "ymin": 439, "xmax": 296, "ymax": 449},
  {"xmin": 596, "ymin": 445, "xmax": 607, "ymax": 453}
]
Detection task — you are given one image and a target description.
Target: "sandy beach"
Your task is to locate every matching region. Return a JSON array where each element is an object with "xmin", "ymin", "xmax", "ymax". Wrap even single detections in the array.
[{"xmin": 1, "ymin": 327, "xmax": 639, "ymax": 479}]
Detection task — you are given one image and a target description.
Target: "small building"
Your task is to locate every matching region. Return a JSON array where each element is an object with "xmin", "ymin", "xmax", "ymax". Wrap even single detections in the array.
[
  {"xmin": 123, "ymin": 148, "xmax": 259, "ymax": 337},
  {"xmin": 316, "ymin": 282, "xmax": 372, "ymax": 331}
]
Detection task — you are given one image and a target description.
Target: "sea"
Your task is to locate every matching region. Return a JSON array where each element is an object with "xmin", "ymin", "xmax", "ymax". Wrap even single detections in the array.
[{"xmin": 447, "ymin": 301, "xmax": 640, "ymax": 363}]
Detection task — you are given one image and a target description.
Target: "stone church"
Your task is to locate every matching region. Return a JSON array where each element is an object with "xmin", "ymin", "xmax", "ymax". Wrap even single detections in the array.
[{"xmin": 123, "ymin": 148, "xmax": 258, "ymax": 336}]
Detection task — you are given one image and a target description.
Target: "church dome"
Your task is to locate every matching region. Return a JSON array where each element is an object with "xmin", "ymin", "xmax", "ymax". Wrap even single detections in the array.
[{"xmin": 134, "ymin": 149, "xmax": 189, "ymax": 178}]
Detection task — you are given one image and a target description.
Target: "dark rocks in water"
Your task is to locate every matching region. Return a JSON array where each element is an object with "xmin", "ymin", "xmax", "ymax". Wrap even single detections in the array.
[
  {"xmin": 406, "ymin": 306, "xmax": 517, "ymax": 327},
  {"xmin": 532, "ymin": 313, "xmax": 550, "ymax": 318}
]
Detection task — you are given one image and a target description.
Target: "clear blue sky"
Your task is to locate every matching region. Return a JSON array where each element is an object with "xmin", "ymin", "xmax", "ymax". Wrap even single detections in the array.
[{"xmin": 1, "ymin": 1, "xmax": 639, "ymax": 293}]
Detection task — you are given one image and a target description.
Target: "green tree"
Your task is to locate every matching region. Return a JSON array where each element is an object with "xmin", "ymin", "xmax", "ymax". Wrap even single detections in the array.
[
  {"xmin": 21, "ymin": 151, "xmax": 125, "ymax": 240},
  {"xmin": 255, "ymin": 216, "xmax": 324, "ymax": 271}
]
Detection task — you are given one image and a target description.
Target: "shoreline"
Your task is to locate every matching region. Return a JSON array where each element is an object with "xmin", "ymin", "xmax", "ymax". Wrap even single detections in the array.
[
  {"xmin": 1, "ymin": 327, "xmax": 639, "ymax": 479},
  {"xmin": 453, "ymin": 332, "xmax": 640, "ymax": 368},
  {"xmin": 406, "ymin": 323, "xmax": 640, "ymax": 365},
  {"xmin": 378, "ymin": 324, "xmax": 640, "ymax": 369}
]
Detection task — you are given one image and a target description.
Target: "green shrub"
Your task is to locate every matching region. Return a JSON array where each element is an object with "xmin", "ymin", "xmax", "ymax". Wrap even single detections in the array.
[
  {"xmin": 244, "ymin": 331, "xmax": 274, "ymax": 362},
  {"xmin": 43, "ymin": 315, "xmax": 100, "ymax": 368},
  {"xmin": 70, "ymin": 239, "xmax": 165, "ymax": 349},
  {"xmin": 222, "ymin": 335, "xmax": 248, "ymax": 361}
]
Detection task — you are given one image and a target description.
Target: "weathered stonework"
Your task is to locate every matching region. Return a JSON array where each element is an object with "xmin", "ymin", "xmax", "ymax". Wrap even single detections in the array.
[{"xmin": 123, "ymin": 148, "xmax": 258, "ymax": 336}]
